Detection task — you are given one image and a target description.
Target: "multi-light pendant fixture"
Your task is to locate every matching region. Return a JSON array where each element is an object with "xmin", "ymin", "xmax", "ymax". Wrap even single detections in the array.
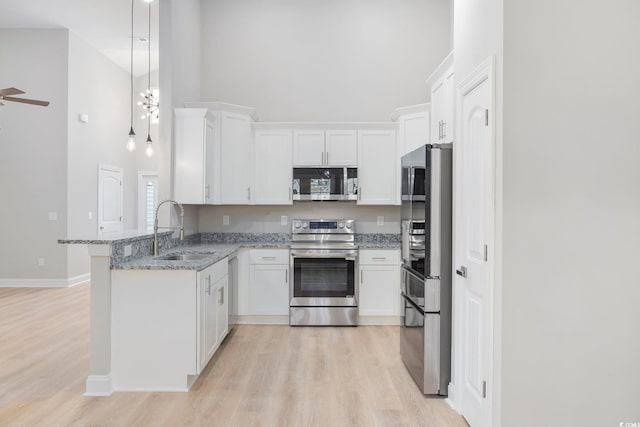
[{"xmin": 126, "ymin": 0, "xmax": 157, "ymax": 157}]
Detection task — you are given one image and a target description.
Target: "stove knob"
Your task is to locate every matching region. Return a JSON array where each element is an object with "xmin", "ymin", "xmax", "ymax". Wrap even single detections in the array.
[
  {"xmin": 345, "ymin": 222, "xmax": 352, "ymax": 229},
  {"xmin": 338, "ymin": 221, "xmax": 345, "ymax": 229},
  {"xmin": 294, "ymin": 221, "xmax": 301, "ymax": 229},
  {"xmin": 302, "ymin": 222, "xmax": 308, "ymax": 229}
]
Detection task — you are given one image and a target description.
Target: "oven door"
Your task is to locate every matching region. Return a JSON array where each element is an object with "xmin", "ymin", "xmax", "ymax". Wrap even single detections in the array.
[{"xmin": 290, "ymin": 250, "xmax": 357, "ymax": 307}]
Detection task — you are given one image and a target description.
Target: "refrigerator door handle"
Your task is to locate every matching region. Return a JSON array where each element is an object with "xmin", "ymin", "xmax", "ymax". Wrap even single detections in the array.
[
  {"xmin": 424, "ymin": 278, "xmax": 441, "ymax": 312},
  {"xmin": 430, "ymin": 148, "xmax": 442, "ymax": 277}
]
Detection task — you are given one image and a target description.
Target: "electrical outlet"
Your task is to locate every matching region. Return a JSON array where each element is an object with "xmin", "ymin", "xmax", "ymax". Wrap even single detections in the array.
[
  {"xmin": 124, "ymin": 245, "xmax": 132, "ymax": 257},
  {"xmin": 223, "ymin": 215, "xmax": 230, "ymax": 226},
  {"xmin": 377, "ymin": 216, "xmax": 384, "ymax": 226},
  {"xmin": 48, "ymin": 212, "xmax": 57, "ymax": 221},
  {"xmin": 88, "ymin": 211, "xmax": 93, "ymax": 220},
  {"xmin": 38, "ymin": 258, "xmax": 45, "ymax": 267},
  {"xmin": 281, "ymin": 216, "xmax": 288, "ymax": 226}
]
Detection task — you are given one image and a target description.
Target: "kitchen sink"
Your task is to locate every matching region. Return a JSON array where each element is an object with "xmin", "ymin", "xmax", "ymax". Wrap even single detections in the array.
[{"xmin": 157, "ymin": 253, "xmax": 212, "ymax": 261}]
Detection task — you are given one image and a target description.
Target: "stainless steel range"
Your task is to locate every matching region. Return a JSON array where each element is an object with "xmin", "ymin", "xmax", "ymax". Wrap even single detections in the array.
[{"xmin": 289, "ymin": 219, "xmax": 358, "ymax": 326}]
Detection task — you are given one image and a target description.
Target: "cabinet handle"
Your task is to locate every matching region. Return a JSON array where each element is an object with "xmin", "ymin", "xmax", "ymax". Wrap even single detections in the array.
[
  {"xmin": 206, "ymin": 275, "xmax": 211, "ymax": 295},
  {"xmin": 285, "ymin": 269, "xmax": 288, "ymax": 283},
  {"xmin": 247, "ymin": 187, "xmax": 251, "ymax": 200},
  {"xmin": 289, "ymin": 187, "xmax": 292, "ymax": 201},
  {"xmin": 358, "ymin": 187, "xmax": 362, "ymax": 201},
  {"xmin": 442, "ymin": 121, "xmax": 446, "ymax": 140},
  {"xmin": 372, "ymin": 257, "xmax": 387, "ymax": 261},
  {"xmin": 326, "ymin": 151, "xmax": 329, "ymax": 164},
  {"xmin": 218, "ymin": 286, "xmax": 224, "ymax": 305},
  {"xmin": 360, "ymin": 269, "xmax": 363, "ymax": 284},
  {"xmin": 262, "ymin": 256, "xmax": 277, "ymax": 260},
  {"xmin": 322, "ymin": 151, "xmax": 325, "ymax": 165},
  {"xmin": 205, "ymin": 184, "xmax": 210, "ymax": 199},
  {"xmin": 438, "ymin": 121, "xmax": 442, "ymax": 140}
]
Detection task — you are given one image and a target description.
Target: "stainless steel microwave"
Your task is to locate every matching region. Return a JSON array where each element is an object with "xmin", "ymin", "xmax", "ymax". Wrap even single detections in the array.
[{"xmin": 292, "ymin": 167, "xmax": 357, "ymax": 201}]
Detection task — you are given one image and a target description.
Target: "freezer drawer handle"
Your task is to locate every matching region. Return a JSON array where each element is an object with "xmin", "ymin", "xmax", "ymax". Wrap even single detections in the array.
[{"xmin": 456, "ymin": 266, "xmax": 467, "ymax": 278}]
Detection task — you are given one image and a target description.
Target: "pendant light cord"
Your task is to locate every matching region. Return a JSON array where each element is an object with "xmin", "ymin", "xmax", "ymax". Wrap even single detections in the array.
[
  {"xmin": 130, "ymin": 0, "xmax": 134, "ymax": 131},
  {"xmin": 147, "ymin": 1, "xmax": 151, "ymax": 139}
]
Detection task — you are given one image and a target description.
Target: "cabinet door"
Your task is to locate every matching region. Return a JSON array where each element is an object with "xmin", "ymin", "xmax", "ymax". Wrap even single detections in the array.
[
  {"xmin": 215, "ymin": 275, "xmax": 229, "ymax": 344},
  {"xmin": 325, "ymin": 130, "xmax": 357, "ymax": 166},
  {"xmin": 399, "ymin": 111, "xmax": 430, "ymax": 156},
  {"xmin": 359, "ymin": 265, "xmax": 400, "ymax": 316},
  {"xmin": 430, "ymin": 67, "xmax": 454, "ymax": 144},
  {"xmin": 357, "ymin": 130, "xmax": 398, "ymax": 205},
  {"xmin": 442, "ymin": 69, "xmax": 455, "ymax": 144},
  {"xmin": 248, "ymin": 264, "xmax": 289, "ymax": 315},
  {"xmin": 198, "ymin": 270, "xmax": 218, "ymax": 373},
  {"xmin": 174, "ymin": 109, "xmax": 206, "ymax": 204},
  {"xmin": 293, "ymin": 130, "xmax": 325, "ymax": 166},
  {"xmin": 254, "ymin": 130, "xmax": 293, "ymax": 205},
  {"xmin": 220, "ymin": 112, "xmax": 253, "ymax": 204},
  {"xmin": 204, "ymin": 115, "xmax": 221, "ymax": 204}
]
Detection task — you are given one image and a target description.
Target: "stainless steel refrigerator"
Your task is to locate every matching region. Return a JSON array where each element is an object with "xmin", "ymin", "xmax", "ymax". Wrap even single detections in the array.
[{"xmin": 400, "ymin": 144, "xmax": 452, "ymax": 396}]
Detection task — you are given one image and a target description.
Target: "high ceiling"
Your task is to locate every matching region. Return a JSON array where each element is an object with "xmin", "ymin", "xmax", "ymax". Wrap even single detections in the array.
[{"xmin": 0, "ymin": 0, "xmax": 159, "ymax": 77}]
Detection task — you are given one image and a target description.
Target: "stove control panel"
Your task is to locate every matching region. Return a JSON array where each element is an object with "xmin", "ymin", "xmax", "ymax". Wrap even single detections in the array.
[{"xmin": 292, "ymin": 219, "xmax": 355, "ymax": 234}]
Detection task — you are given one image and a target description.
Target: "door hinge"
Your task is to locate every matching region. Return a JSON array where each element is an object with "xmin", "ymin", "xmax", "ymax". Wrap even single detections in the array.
[
  {"xmin": 485, "ymin": 109, "xmax": 489, "ymax": 126},
  {"xmin": 482, "ymin": 380, "xmax": 487, "ymax": 398},
  {"xmin": 484, "ymin": 244, "xmax": 488, "ymax": 262}
]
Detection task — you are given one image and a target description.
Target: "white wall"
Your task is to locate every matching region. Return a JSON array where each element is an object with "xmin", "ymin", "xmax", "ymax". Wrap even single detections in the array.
[
  {"xmin": 0, "ymin": 29, "xmax": 69, "ymax": 281},
  {"xmin": 66, "ymin": 32, "xmax": 137, "ymax": 278},
  {"xmin": 200, "ymin": 0, "xmax": 451, "ymax": 122},
  {"xmin": 159, "ymin": 0, "xmax": 201, "ymax": 235},
  {"xmin": 199, "ymin": 204, "xmax": 399, "ymax": 234},
  {"xmin": 501, "ymin": 1, "xmax": 640, "ymax": 425}
]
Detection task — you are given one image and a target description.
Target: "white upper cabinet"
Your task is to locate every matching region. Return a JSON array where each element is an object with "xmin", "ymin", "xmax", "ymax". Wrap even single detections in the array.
[
  {"xmin": 174, "ymin": 108, "xmax": 220, "ymax": 205},
  {"xmin": 293, "ymin": 129, "xmax": 357, "ymax": 166},
  {"xmin": 428, "ymin": 52, "xmax": 454, "ymax": 144},
  {"xmin": 254, "ymin": 130, "xmax": 293, "ymax": 205},
  {"xmin": 393, "ymin": 104, "xmax": 431, "ymax": 156},
  {"xmin": 357, "ymin": 129, "xmax": 398, "ymax": 205},
  {"xmin": 293, "ymin": 130, "xmax": 324, "ymax": 166},
  {"xmin": 220, "ymin": 111, "xmax": 254, "ymax": 204},
  {"xmin": 324, "ymin": 130, "xmax": 358, "ymax": 166}
]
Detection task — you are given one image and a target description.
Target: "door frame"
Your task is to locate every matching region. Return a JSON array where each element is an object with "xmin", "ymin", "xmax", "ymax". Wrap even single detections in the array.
[
  {"xmin": 451, "ymin": 56, "xmax": 496, "ymax": 427},
  {"xmin": 97, "ymin": 164, "xmax": 123, "ymax": 234}
]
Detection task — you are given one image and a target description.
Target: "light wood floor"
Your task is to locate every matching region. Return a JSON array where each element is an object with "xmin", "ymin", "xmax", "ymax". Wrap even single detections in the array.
[{"xmin": 0, "ymin": 284, "xmax": 468, "ymax": 427}]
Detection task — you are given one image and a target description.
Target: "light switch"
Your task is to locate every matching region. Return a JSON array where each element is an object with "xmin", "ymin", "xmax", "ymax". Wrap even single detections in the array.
[
  {"xmin": 223, "ymin": 215, "xmax": 230, "ymax": 226},
  {"xmin": 38, "ymin": 258, "xmax": 45, "ymax": 267},
  {"xmin": 48, "ymin": 212, "xmax": 57, "ymax": 221},
  {"xmin": 281, "ymin": 216, "xmax": 288, "ymax": 226},
  {"xmin": 88, "ymin": 211, "xmax": 93, "ymax": 220},
  {"xmin": 377, "ymin": 216, "xmax": 384, "ymax": 226}
]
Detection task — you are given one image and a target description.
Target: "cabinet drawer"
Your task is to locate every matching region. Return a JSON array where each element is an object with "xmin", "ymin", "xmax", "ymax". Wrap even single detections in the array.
[
  {"xmin": 249, "ymin": 249, "xmax": 289, "ymax": 265},
  {"xmin": 359, "ymin": 249, "xmax": 400, "ymax": 265}
]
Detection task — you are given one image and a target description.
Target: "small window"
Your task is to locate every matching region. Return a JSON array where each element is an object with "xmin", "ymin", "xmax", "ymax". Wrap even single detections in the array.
[{"xmin": 138, "ymin": 172, "xmax": 158, "ymax": 232}]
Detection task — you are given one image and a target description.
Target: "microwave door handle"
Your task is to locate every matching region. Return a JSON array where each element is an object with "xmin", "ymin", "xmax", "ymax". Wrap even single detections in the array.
[{"xmin": 409, "ymin": 167, "xmax": 416, "ymax": 198}]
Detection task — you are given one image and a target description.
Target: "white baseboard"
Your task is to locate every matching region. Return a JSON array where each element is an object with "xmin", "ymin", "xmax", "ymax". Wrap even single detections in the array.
[
  {"xmin": 84, "ymin": 375, "xmax": 113, "ymax": 397},
  {"xmin": 234, "ymin": 315, "xmax": 289, "ymax": 325},
  {"xmin": 359, "ymin": 315, "xmax": 402, "ymax": 326},
  {"xmin": 0, "ymin": 273, "xmax": 90, "ymax": 288},
  {"xmin": 446, "ymin": 382, "xmax": 459, "ymax": 413}
]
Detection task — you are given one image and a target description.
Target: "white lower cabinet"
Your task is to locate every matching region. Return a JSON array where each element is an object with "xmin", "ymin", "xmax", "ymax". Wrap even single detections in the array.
[
  {"xmin": 359, "ymin": 249, "xmax": 401, "ymax": 319},
  {"xmin": 111, "ymin": 258, "xmax": 229, "ymax": 391},
  {"xmin": 247, "ymin": 249, "xmax": 290, "ymax": 316},
  {"xmin": 198, "ymin": 261, "xmax": 229, "ymax": 373}
]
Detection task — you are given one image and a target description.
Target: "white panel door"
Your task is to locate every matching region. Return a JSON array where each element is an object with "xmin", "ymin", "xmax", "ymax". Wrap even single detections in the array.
[
  {"xmin": 456, "ymin": 60, "xmax": 494, "ymax": 427},
  {"xmin": 325, "ymin": 130, "xmax": 357, "ymax": 166},
  {"xmin": 248, "ymin": 265, "xmax": 289, "ymax": 315},
  {"xmin": 98, "ymin": 165, "xmax": 123, "ymax": 234},
  {"xmin": 359, "ymin": 265, "xmax": 400, "ymax": 316},
  {"xmin": 254, "ymin": 130, "xmax": 293, "ymax": 205},
  {"xmin": 220, "ymin": 112, "xmax": 253, "ymax": 204},
  {"xmin": 293, "ymin": 130, "xmax": 325, "ymax": 166},
  {"xmin": 357, "ymin": 130, "xmax": 397, "ymax": 205}
]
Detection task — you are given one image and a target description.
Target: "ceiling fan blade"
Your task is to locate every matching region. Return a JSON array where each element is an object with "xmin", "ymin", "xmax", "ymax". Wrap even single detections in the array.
[
  {"xmin": 2, "ymin": 96, "xmax": 50, "ymax": 107},
  {"xmin": 0, "ymin": 87, "xmax": 26, "ymax": 96}
]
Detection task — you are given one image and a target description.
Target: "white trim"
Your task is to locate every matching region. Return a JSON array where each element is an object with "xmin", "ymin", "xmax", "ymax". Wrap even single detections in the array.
[
  {"xmin": 253, "ymin": 121, "xmax": 396, "ymax": 131},
  {"xmin": 84, "ymin": 375, "xmax": 113, "ymax": 397},
  {"xmin": 182, "ymin": 101, "xmax": 259, "ymax": 120},
  {"xmin": 390, "ymin": 103, "xmax": 430, "ymax": 121},
  {"xmin": 234, "ymin": 315, "xmax": 288, "ymax": 325},
  {"xmin": 426, "ymin": 50, "xmax": 455, "ymax": 87},
  {"xmin": 446, "ymin": 383, "xmax": 458, "ymax": 412},
  {"xmin": 454, "ymin": 55, "xmax": 496, "ymax": 427},
  {"xmin": 0, "ymin": 274, "xmax": 90, "ymax": 288},
  {"xmin": 358, "ymin": 316, "xmax": 402, "ymax": 325}
]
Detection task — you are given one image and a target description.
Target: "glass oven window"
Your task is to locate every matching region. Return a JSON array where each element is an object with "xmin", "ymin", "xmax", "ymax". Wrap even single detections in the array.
[{"xmin": 293, "ymin": 258, "xmax": 355, "ymax": 298}]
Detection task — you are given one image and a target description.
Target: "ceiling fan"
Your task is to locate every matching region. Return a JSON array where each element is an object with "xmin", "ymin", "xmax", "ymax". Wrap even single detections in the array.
[{"xmin": 0, "ymin": 87, "xmax": 50, "ymax": 107}]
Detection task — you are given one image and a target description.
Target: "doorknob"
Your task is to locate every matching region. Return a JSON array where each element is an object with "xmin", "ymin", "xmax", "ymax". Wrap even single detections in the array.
[{"xmin": 456, "ymin": 266, "xmax": 467, "ymax": 278}]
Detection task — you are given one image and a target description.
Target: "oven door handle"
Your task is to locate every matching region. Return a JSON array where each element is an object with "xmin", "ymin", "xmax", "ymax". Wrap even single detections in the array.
[{"xmin": 291, "ymin": 251, "xmax": 357, "ymax": 260}]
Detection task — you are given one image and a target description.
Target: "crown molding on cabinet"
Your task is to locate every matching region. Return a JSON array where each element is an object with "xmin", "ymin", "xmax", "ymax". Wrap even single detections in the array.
[
  {"xmin": 183, "ymin": 101, "xmax": 259, "ymax": 121},
  {"xmin": 390, "ymin": 103, "xmax": 431, "ymax": 121},
  {"xmin": 426, "ymin": 50, "xmax": 454, "ymax": 88},
  {"xmin": 253, "ymin": 122, "xmax": 396, "ymax": 131}
]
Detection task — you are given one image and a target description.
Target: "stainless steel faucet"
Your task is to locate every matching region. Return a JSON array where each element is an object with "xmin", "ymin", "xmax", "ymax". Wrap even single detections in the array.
[{"xmin": 153, "ymin": 200, "xmax": 185, "ymax": 256}]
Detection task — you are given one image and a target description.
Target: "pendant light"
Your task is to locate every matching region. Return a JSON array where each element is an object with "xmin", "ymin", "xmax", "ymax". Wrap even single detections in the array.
[
  {"xmin": 144, "ymin": 0, "xmax": 155, "ymax": 157},
  {"xmin": 126, "ymin": 0, "xmax": 136, "ymax": 152}
]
